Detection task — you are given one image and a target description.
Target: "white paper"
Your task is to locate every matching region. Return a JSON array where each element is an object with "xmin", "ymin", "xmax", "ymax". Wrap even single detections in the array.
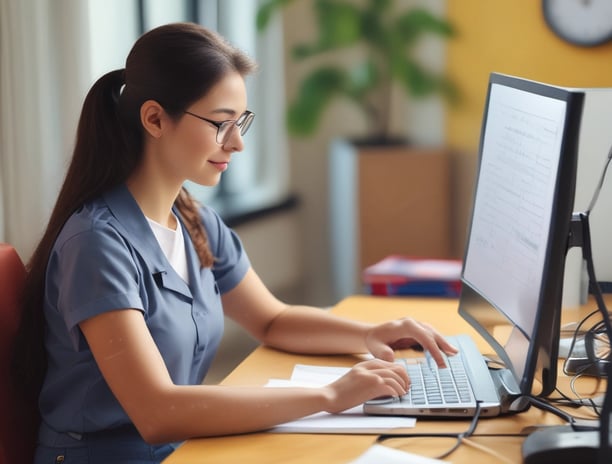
[
  {"xmin": 264, "ymin": 364, "xmax": 416, "ymax": 434},
  {"xmin": 348, "ymin": 444, "xmax": 448, "ymax": 464},
  {"xmin": 289, "ymin": 364, "xmax": 351, "ymax": 384},
  {"xmin": 267, "ymin": 409, "xmax": 416, "ymax": 434}
]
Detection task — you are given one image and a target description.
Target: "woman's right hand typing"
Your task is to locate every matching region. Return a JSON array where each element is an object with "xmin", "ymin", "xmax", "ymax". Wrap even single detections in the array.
[{"xmin": 322, "ymin": 359, "xmax": 409, "ymax": 414}]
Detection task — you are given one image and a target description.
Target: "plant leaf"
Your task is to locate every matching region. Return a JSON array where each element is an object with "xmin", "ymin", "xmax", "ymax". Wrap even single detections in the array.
[
  {"xmin": 394, "ymin": 57, "xmax": 460, "ymax": 104},
  {"xmin": 259, "ymin": 0, "xmax": 460, "ymax": 139},
  {"xmin": 256, "ymin": 0, "xmax": 296, "ymax": 32},
  {"xmin": 367, "ymin": 0, "xmax": 392, "ymax": 11},
  {"xmin": 292, "ymin": 0, "xmax": 362, "ymax": 58},
  {"xmin": 287, "ymin": 67, "xmax": 348, "ymax": 135},
  {"xmin": 394, "ymin": 59, "xmax": 439, "ymax": 97},
  {"xmin": 395, "ymin": 8, "xmax": 455, "ymax": 43},
  {"xmin": 346, "ymin": 61, "xmax": 378, "ymax": 99}
]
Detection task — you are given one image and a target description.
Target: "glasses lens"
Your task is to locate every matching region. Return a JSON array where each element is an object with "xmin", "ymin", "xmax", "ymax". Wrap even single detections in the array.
[
  {"xmin": 217, "ymin": 121, "xmax": 232, "ymax": 145},
  {"xmin": 218, "ymin": 112, "xmax": 255, "ymax": 144},
  {"xmin": 239, "ymin": 112, "xmax": 255, "ymax": 136}
]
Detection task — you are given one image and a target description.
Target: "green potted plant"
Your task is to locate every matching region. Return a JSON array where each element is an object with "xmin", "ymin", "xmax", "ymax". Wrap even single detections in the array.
[
  {"xmin": 257, "ymin": 0, "xmax": 458, "ymax": 144},
  {"xmin": 258, "ymin": 0, "xmax": 459, "ymax": 299}
]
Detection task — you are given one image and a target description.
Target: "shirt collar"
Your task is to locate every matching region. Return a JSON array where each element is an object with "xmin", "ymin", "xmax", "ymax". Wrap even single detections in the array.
[{"xmin": 102, "ymin": 183, "xmax": 198, "ymax": 299}]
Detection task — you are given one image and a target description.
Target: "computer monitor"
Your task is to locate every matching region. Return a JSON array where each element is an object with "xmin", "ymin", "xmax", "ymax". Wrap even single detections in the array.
[{"xmin": 459, "ymin": 73, "xmax": 584, "ymax": 397}]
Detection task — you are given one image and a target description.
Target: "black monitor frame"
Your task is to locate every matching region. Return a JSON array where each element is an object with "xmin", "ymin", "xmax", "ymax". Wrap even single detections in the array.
[{"xmin": 458, "ymin": 73, "xmax": 584, "ymax": 397}]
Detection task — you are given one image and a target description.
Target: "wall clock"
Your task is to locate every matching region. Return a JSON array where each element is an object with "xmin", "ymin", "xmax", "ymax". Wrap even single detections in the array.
[{"xmin": 542, "ymin": 0, "xmax": 612, "ymax": 46}]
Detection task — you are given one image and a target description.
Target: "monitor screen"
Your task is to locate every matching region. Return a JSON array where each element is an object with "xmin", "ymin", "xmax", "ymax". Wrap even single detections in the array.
[{"xmin": 459, "ymin": 73, "xmax": 584, "ymax": 397}]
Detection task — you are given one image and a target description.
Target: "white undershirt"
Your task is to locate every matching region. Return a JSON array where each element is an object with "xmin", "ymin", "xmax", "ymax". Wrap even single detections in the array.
[{"xmin": 146, "ymin": 214, "xmax": 189, "ymax": 284}]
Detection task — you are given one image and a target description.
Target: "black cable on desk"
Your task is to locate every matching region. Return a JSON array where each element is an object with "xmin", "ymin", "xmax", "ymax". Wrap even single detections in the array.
[
  {"xmin": 546, "ymin": 388, "xmax": 602, "ymax": 418},
  {"xmin": 376, "ymin": 401, "xmax": 483, "ymax": 459},
  {"xmin": 527, "ymin": 395, "xmax": 578, "ymax": 426}
]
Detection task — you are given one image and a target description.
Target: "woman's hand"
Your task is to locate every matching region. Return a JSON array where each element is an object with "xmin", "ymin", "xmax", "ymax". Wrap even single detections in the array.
[
  {"xmin": 322, "ymin": 359, "xmax": 409, "ymax": 414},
  {"xmin": 365, "ymin": 318, "xmax": 458, "ymax": 367}
]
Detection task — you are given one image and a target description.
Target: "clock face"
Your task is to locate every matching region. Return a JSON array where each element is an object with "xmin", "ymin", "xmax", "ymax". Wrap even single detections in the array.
[{"xmin": 542, "ymin": 0, "xmax": 612, "ymax": 46}]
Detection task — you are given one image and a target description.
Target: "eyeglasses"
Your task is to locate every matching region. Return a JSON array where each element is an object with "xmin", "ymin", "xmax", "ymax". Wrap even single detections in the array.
[{"xmin": 183, "ymin": 110, "xmax": 255, "ymax": 145}]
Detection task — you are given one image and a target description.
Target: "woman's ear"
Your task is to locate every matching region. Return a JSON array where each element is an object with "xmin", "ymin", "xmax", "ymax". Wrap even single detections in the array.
[{"xmin": 140, "ymin": 100, "xmax": 165, "ymax": 138}]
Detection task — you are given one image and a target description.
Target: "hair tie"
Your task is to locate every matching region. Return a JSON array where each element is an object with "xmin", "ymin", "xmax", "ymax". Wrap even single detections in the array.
[{"xmin": 118, "ymin": 68, "xmax": 127, "ymax": 96}]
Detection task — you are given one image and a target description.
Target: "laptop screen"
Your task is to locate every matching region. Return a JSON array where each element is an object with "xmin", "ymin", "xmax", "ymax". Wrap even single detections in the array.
[{"xmin": 459, "ymin": 73, "xmax": 584, "ymax": 396}]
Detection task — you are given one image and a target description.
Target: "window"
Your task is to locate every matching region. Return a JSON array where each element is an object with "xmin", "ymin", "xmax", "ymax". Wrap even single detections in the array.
[{"xmin": 89, "ymin": 0, "xmax": 289, "ymax": 219}]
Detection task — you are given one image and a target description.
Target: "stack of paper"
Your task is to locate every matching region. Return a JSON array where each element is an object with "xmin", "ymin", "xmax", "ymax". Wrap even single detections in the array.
[{"xmin": 265, "ymin": 364, "xmax": 416, "ymax": 434}]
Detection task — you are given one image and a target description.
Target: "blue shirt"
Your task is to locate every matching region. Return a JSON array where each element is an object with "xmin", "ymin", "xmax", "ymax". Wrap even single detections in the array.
[{"xmin": 39, "ymin": 184, "xmax": 250, "ymax": 433}]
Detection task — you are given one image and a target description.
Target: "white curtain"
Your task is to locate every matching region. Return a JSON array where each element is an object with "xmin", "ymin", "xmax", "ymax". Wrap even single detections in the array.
[{"xmin": 0, "ymin": 0, "xmax": 92, "ymax": 261}]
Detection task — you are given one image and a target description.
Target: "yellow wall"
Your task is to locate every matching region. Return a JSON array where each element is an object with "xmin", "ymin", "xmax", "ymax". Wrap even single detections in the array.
[{"xmin": 446, "ymin": 0, "xmax": 612, "ymax": 252}]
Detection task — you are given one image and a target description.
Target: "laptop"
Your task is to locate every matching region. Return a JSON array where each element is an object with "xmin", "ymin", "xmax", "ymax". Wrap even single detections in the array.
[
  {"xmin": 364, "ymin": 334, "xmax": 518, "ymax": 417},
  {"xmin": 364, "ymin": 73, "xmax": 584, "ymax": 418}
]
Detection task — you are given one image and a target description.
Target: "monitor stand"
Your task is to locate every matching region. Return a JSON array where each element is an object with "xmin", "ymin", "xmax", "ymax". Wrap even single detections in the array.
[{"xmin": 523, "ymin": 212, "xmax": 612, "ymax": 464}]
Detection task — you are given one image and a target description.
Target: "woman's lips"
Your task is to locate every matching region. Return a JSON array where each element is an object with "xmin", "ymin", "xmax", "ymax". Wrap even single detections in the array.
[{"xmin": 209, "ymin": 160, "xmax": 229, "ymax": 171}]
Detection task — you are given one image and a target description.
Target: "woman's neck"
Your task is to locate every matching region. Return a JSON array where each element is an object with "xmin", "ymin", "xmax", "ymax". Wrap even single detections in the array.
[{"xmin": 126, "ymin": 169, "xmax": 182, "ymax": 230}]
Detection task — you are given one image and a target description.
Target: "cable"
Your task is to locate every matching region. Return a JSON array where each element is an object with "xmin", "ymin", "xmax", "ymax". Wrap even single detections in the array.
[
  {"xmin": 562, "ymin": 310, "xmax": 599, "ymax": 376},
  {"xmin": 527, "ymin": 395, "xmax": 578, "ymax": 425},
  {"xmin": 562, "ymin": 309, "xmax": 610, "ymax": 379},
  {"xmin": 376, "ymin": 433, "xmax": 528, "ymax": 464},
  {"xmin": 570, "ymin": 146, "xmax": 612, "ymax": 464},
  {"xmin": 585, "ymin": 143, "xmax": 612, "ymax": 215},
  {"xmin": 376, "ymin": 401, "xmax": 483, "ymax": 459},
  {"xmin": 547, "ymin": 387, "xmax": 602, "ymax": 418},
  {"xmin": 460, "ymin": 437, "xmax": 517, "ymax": 464},
  {"xmin": 556, "ymin": 304, "xmax": 609, "ymax": 422},
  {"xmin": 571, "ymin": 213, "xmax": 612, "ymax": 464},
  {"xmin": 569, "ymin": 374, "xmax": 604, "ymax": 417},
  {"xmin": 435, "ymin": 400, "xmax": 482, "ymax": 459}
]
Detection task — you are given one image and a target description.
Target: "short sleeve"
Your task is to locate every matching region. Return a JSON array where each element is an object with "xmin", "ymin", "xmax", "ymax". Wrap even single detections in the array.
[
  {"xmin": 200, "ymin": 206, "xmax": 250, "ymax": 293},
  {"xmin": 49, "ymin": 224, "xmax": 145, "ymax": 344}
]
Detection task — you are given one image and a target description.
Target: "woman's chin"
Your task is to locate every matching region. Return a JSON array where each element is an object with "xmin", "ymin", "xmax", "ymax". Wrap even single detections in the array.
[{"xmin": 187, "ymin": 175, "xmax": 221, "ymax": 188}]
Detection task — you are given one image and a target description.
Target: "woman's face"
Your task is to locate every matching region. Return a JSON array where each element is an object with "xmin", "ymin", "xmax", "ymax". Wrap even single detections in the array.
[{"xmin": 158, "ymin": 71, "xmax": 249, "ymax": 187}]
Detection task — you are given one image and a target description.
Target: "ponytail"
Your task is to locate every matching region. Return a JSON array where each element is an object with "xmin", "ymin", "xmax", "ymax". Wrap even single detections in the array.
[
  {"xmin": 71, "ymin": 68, "xmax": 136, "ymax": 202},
  {"xmin": 13, "ymin": 68, "xmax": 133, "ymax": 397}
]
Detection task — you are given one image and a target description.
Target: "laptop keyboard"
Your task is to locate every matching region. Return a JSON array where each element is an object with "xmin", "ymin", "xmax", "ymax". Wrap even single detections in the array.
[{"xmin": 398, "ymin": 352, "xmax": 475, "ymax": 405}]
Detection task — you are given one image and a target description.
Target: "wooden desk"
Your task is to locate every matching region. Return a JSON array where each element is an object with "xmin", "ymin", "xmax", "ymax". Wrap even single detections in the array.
[{"xmin": 163, "ymin": 296, "xmax": 604, "ymax": 464}]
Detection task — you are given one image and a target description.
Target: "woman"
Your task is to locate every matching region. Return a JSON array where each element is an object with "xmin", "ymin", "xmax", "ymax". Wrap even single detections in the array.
[{"xmin": 16, "ymin": 22, "xmax": 457, "ymax": 463}]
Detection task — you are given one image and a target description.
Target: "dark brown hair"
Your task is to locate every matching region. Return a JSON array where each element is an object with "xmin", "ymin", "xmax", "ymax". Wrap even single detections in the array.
[{"xmin": 13, "ymin": 22, "xmax": 257, "ymax": 397}]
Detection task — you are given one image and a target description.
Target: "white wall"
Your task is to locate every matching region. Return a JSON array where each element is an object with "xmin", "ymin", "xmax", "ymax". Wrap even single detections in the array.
[{"xmin": 563, "ymin": 89, "xmax": 612, "ymax": 308}]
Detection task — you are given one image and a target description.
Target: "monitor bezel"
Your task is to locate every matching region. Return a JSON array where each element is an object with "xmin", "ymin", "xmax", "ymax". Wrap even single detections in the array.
[{"xmin": 458, "ymin": 72, "xmax": 584, "ymax": 397}]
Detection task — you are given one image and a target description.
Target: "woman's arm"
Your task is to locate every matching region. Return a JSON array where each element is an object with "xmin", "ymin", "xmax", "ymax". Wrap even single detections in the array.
[
  {"xmin": 222, "ymin": 268, "xmax": 457, "ymax": 365},
  {"xmin": 79, "ymin": 309, "xmax": 408, "ymax": 443}
]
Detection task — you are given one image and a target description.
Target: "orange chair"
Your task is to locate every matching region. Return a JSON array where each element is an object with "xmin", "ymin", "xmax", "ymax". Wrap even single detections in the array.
[{"xmin": 0, "ymin": 244, "xmax": 37, "ymax": 464}]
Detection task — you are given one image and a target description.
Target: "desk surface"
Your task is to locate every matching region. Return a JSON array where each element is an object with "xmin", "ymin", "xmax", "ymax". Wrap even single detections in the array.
[{"xmin": 163, "ymin": 296, "xmax": 603, "ymax": 464}]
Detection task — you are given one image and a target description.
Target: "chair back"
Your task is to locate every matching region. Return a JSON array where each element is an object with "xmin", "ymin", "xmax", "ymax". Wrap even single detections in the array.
[{"xmin": 0, "ymin": 244, "xmax": 37, "ymax": 464}]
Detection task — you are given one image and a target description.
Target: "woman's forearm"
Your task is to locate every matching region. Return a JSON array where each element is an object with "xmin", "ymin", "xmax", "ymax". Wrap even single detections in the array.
[
  {"xmin": 137, "ymin": 384, "xmax": 332, "ymax": 443},
  {"xmin": 260, "ymin": 306, "xmax": 373, "ymax": 355}
]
